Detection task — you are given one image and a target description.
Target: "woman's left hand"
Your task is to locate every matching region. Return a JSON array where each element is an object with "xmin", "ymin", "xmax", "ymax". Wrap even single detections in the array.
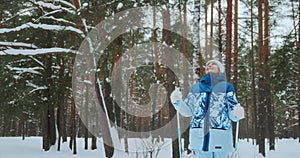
[{"xmin": 233, "ymin": 105, "xmax": 245, "ymax": 119}]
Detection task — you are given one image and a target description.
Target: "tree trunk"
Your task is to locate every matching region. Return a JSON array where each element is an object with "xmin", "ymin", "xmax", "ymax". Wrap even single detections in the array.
[
  {"xmin": 123, "ymin": 28, "xmax": 133, "ymax": 153},
  {"xmin": 57, "ymin": 107, "xmax": 61, "ymax": 151},
  {"xmin": 298, "ymin": 0, "xmax": 300, "ymax": 144},
  {"xmin": 0, "ymin": 13, "xmax": 2, "ymax": 28},
  {"xmin": 69, "ymin": 97, "xmax": 77, "ymax": 154},
  {"xmin": 69, "ymin": 0, "xmax": 80, "ymax": 154},
  {"xmin": 233, "ymin": 0, "xmax": 238, "ymax": 92},
  {"xmin": 182, "ymin": 0, "xmax": 191, "ymax": 154},
  {"xmin": 161, "ymin": 3, "xmax": 178, "ymax": 157},
  {"xmin": 57, "ymin": 55, "xmax": 66, "ymax": 151},
  {"xmin": 155, "ymin": 11, "xmax": 166, "ymax": 136},
  {"xmin": 96, "ymin": 78, "xmax": 114, "ymax": 157},
  {"xmin": 49, "ymin": 107, "xmax": 56, "ymax": 146},
  {"xmin": 112, "ymin": 35, "xmax": 123, "ymax": 128},
  {"xmin": 183, "ymin": 0, "xmax": 189, "ymax": 93},
  {"xmin": 42, "ymin": 107, "xmax": 50, "ymax": 151},
  {"xmin": 42, "ymin": 54, "xmax": 56, "ymax": 151},
  {"xmin": 91, "ymin": 134, "xmax": 97, "ymax": 150},
  {"xmin": 210, "ymin": 0, "xmax": 214, "ymax": 58},
  {"xmin": 245, "ymin": 96, "xmax": 249, "ymax": 139},
  {"xmin": 257, "ymin": 0, "xmax": 266, "ymax": 156},
  {"xmin": 205, "ymin": 0, "xmax": 209, "ymax": 59},
  {"xmin": 84, "ymin": 85, "xmax": 90, "ymax": 150},
  {"xmin": 264, "ymin": 0, "xmax": 275, "ymax": 151},
  {"xmin": 21, "ymin": 111, "xmax": 25, "ymax": 140},
  {"xmin": 218, "ymin": 0, "xmax": 223, "ymax": 57},
  {"xmin": 0, "ymin": 13, "xmax": 2, "ymax": 137},
  {"xmin": 250, "ymin": 0, "xmax": 257, "ymax": 143},
  {"xmin": 225, "ymin": 0, "xmax": 232, "ymax": 81},
  {"xmin": 193, "ymin": 0, "xmax": 203, "ymax": 78},
  {"xmin": 232, "ymin": 0, "xmax": 239, "ymax": 148}
]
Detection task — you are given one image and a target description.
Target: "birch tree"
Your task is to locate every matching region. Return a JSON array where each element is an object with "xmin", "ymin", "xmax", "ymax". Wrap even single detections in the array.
[{"xmin": 192, "ymin": 0, "xmax": 203, "ymax": 78}]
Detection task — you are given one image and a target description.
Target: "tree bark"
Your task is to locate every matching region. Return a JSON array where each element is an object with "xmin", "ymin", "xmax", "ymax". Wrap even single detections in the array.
[
  {"xmin": 182, "ymin": 0, "xmax": 191, "ymax": 153},
  {"xmin": 84, "ymin": 85, "xmax": 90, "ymax": 150},
  {"xmin": 112, "ymin": 35, "xmax": 123, "ymax": 128},
  {"xmin": 70, "ymin": 97, "xmax": 77, "ymax": 154},
  {"xmin": 298, "ymin": 0, "xmax": 300, "ymax": 144},
  {"xmin": 42, "ymin": 107, "xmax": 50, "ymax": 151},
  {"xmin": 151, "ymin": 3, "xmax": 158, "ymax": 138},
  {"xmin": 218, "ymin": 0, "xmax": 223, "ymax": 57},
  {"xmin": 233, "ymin": 0, "xmax": 238, "ymax": 92},
  {"xmin": 192, "ymin": 0, "xmax": 202, "ymax": 78},
  {"xmin": 161, "ymin": 3, "xmax": 178, "ymax": 157},
  {"xmin": 225, "ymin": 0, "xmax": 232, "ymax": 81},
  {"xmin": 232, "ymin": 0, "xmax": 239, "ymax": 148},
  {"xmin": 264, "ymin": 0, "xmax": 275, "ymax": 151},
  {"xmin": 257, "ymin": 0, "xmax": 266, "ymax": 156},
  {"xmin": 91, "ymin": 134, "xmax": 97, "ymax": 150},
  {"xmin": 250, "ymin": 0, "xmax": 258, "ymax": 143},
  {"xmin": 205, "ymin": 0, "xmax": 209, "ymax": 59},
  {"xmin": 0, "ymin": 11, "xmax": 2, "ymax": 28},
  {"xmin": 210, "ymin": 0, "xmax": 214, "ymax": 58},
  {"xmin": 42, "ymin": 54, "xmax": 56, "ymax": 151},
  {"xmin": 57, "ymin": 54, "xmax": 66, "ymax": 151},
  {"xmin": 96, "ymin": 79, "xmax": 114, "ymax": 157}
]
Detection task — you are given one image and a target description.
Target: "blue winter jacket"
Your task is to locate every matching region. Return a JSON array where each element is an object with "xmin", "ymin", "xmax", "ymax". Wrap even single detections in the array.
[{"xmin": 173, "ymin": 73, "xmax": 240, "ymax": 153}]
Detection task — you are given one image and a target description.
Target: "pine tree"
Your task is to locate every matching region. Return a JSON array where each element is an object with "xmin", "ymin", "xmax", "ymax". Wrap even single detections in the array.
[
  {"xmin": 298, "ymin": 0, "xmax": 300, "ymax": 143},
  {"xmin": 226, "ymin": 0, "xmax": 232, "ymax": 82},
  {"xmin": 257, "ymin": 0, "xmax": 266, "ymax": 156}
]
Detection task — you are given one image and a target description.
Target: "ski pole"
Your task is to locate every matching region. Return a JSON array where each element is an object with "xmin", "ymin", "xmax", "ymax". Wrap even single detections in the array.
[
  {"xmin": 177, "ymin": 111, "xmax": 182, "ymax": 158},
  {"xmin": 235, "ymin": 121, "xmax": 239, "ymax": 151}
]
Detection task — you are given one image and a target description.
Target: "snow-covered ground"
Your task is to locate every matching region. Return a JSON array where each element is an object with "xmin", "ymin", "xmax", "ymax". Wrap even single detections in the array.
[{"xmin": 0, "ymin": 137, "xmax": 299, "ymax": 158}]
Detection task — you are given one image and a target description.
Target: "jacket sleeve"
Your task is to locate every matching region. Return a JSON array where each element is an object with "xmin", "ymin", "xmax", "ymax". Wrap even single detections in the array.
[
  {"xmin": 173, "ymin": 92, "xmax": 195, "ymax": 117},
  {"xmin": 226, "ymin": 85, "xmax": 241, "ymax": 122}
]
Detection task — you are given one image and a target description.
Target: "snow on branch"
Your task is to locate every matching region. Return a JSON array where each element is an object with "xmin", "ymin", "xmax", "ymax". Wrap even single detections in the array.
[
  {"xmin": 26, "ymin": 81, "xmax": 48, "ymax": 94},
  {"xmin": 0, "ymin": 41, "xmax": 38, "ymax": 49},
  {"xmin": 1, "ymin": 7, "xmax": 36, "ymax": 24},
  {"xmin": 26, "ymin": 0, "xmax": 45, "ymax": 14},
  {"xmin": 57, "ymin": 0, "xmax": 76, "ymax": 10},
  {"xmin": 28, "ymin": 56, "xmax": 45, "ymax": 68},
  {"xmin": 0, "ymin": 22, "xmax": 85, "ymax": 38},
  {"xmin": 36, "ymin": 1, "xmax": 75, "ymax": 14},
  {"xmin": 6, "ymin": 65, "xmax": 43, "ymax": 75},
  {"xmin": 40, "ymin": 16, "xmax": 76, "ymax": 26},
  {"xmin": 1, "ymin": 47, "xmax": 77, "ymax": 56}
]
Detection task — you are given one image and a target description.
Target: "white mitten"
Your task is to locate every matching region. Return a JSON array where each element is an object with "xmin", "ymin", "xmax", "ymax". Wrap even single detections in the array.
[
  {"xmin": 170, "ymin": 87, "xmax": 182, "ymax": 105},
  {"xmin": 233, "ymin": 105, "xmax": 245, "ymax": 119}
]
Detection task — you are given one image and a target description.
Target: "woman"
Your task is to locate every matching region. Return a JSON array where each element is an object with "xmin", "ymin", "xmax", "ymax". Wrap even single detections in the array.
[{"xmin": 170, "ymin": 59, "xmax": 244, "ymax": 158}]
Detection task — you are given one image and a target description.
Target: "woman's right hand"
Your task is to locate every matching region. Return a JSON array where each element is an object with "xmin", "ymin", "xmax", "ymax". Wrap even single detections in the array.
[{"xmin": 170, "ymin": 87, "xmax": 182, "ymax": 105}]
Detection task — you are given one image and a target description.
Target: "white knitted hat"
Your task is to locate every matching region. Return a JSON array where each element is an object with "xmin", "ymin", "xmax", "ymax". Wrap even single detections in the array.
[{"xmin": 206, "ymin": 59, "xmax": 225, "ymax": 73}]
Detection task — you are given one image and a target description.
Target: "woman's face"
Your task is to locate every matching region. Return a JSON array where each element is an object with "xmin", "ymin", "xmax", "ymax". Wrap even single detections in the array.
[{"xmin": 205, "ymin": 61, "xmax": 220, "ymax": 75}]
